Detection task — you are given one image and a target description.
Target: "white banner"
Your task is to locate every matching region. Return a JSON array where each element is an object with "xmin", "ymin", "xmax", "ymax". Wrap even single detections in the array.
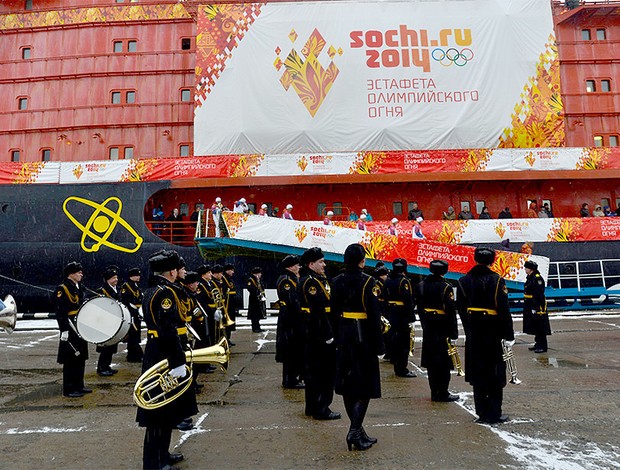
[{"xmin": 195, "ymin": 0, "xmax": 555, "ymax": 155}]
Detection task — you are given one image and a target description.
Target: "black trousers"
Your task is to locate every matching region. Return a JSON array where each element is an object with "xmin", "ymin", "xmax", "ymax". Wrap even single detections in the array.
[
  {"xmin": 251, "ymin": 317, "xmax": 261, "ymax": 331},
  {"xmin": 97, "ymin": 346, "xmax": 115, "ymax": 372},
  {"xmin": 143, "ymin": 426, "xmax": 173, "ymax": 470},
  {"xmin": 126, "ymin": 322, "xmax": 143, "ymax": 361},
  {"xmin": 534, "ymin": 333, "xmax": 548, "ymax": 350},
  {"xmin": 392, "ymin": 326, "xmax": 410, "ymax": 375},
  {"xmin": 427, "ymin": 364, "xmax": 450, "ymax": 399},
  {"xmin": 473, "ymin": 383, "xmax": 503, "ymax": 421},
  {"xmin": 62, "ymin": 359, "xmax": 85, "ymax": 394},
  {"xmin": 282, "ymin": 356, "xmax": 302, "ymax": 386}
]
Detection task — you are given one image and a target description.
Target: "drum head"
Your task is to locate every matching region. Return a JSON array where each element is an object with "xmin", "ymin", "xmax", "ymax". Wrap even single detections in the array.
[{"xmin": 76, "ymin": 297, "xmax": 127, "ymax": 344}]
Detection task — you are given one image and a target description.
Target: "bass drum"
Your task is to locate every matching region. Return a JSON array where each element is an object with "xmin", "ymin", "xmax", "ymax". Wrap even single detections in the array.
[{"xmin": 76, "ymin": 297, "xmax": 131, "ymax": 347}]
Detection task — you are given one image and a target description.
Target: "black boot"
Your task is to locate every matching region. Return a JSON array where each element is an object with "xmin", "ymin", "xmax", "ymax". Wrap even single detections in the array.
[
  {"xmin": 346, "ymin": 429, "xmax": 372, "ymax": 451},
  {"xmin": 360, "ymin": 426, "xmax": 378, "ymax": 444}
]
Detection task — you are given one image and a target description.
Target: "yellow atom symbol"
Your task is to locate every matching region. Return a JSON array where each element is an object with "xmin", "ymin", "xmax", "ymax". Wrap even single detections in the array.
[{"xmin": 63, "ymin": 196, "xmax": 143, "ymax": 253}]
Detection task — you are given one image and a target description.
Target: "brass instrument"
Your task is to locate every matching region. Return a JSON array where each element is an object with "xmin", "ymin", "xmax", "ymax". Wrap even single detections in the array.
[
  {"xmin": 380, "ymin": 316, "xmax": 391, "ymax": 334},
  {"xmin": 501, "ymin": 339, "xmax": 522, "ymax": 385},
  {"xmin": 213, "ymin": 285, "xmax": 234, "ymax": 329},
  {"xmin": 0, "ymin": 295, "xmax": 17, "ymax": 334},
  {"xmin": 408, "ymin": 323, "xmax": 415, "ymax": 357},
  {"xmin": 446, "ymin": 337, "xmax": 465, "ymax": 376},
  {"xmin": 133, "ymin": 337, "xmax": 230, "ymax": 409}
]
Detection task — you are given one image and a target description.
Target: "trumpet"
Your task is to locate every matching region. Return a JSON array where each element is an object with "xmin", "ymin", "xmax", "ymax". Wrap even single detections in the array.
[
  {"xmin": 133, "ymin": 337, "xmax": 230, "ymax": 409},
  {"xmin": 446, "ymin": 337, "xmax": 465, "ymax": 376},
  {"xmin": 380, "ymin": 315, "xmax": 391, "ymax": 334},
  {"xmin": 501, "ymin": 339, "xmax": 522, "ymax": 385}
]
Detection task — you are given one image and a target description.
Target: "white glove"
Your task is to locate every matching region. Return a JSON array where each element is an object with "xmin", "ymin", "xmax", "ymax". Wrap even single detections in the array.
[
  {"xmin": 169, "ymin": 364, "xmax": 187, "ymax": 378},
  {"xmin": 260, "ymin": 296, "xmax": 267, "ymax": 302},
  {"xmin": 449, "ymin": 338, "xmax": 457, "ymax": 346},
  {"xmin": 408, "ymin": 323, "xmax": 415, "ymax": 330},
  {"xmin": 505, "ymin": 339, "xmax": 516, "ymax": 347},
  {"xmin": 60, "ymin": 331, "xmax": 69, "ymax": 341},
  {"xmin": 214, "ymin": 309, "xmax": 223, "ymax": 322},
  {"xmin": 325, "ymin": 337, "xmax": 334, "ymax": 345},
  {"xmin": 378, "ymin": 354, "xmax": 385, "ymax": 360}
]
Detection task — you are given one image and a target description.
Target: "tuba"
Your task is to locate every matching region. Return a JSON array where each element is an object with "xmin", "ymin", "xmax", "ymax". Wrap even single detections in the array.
[
  {"xmin": 446, "ymin": 337, "xmax": 465, "ymax": 376},
  {"xmin": 133, "ymin": 337, "xmax": 230, "ymax": 409},
  {"xmin": 380, "ymin": 315, "xmax": 391, "ymax": 334},
  {"xmin": 501, "ymin": 339, "xmax": 522, "ymax": 385},
  {"xmin": 0, "ymin": 295, "xmax": 17, "ymax": 334}
]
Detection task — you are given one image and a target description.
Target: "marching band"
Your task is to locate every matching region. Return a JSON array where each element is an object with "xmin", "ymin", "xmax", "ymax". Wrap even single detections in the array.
[{"xmin": 47, "ymin": 244, "xmax": 523, "ymax": 468}]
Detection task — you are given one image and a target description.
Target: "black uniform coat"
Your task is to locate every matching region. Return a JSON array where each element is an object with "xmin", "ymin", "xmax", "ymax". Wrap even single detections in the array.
[
  {"xmin": 275, "ymin": 272, "xmax": 301, "ymax": 363},
  {"xmin": 55, "ymin": 279, "xmax": 88, "ymax": 363},
  {"xmin": 120, "ymin": 280, "xmax": 143, "ymax": 334},
  {"xmin": 136, "ymin": 275, "xmax": 198, "ymax": 427},
  {"xmin": 384, "ymin": 273, "xmax": 416, "ymax": 328},
  {"xmin": 522, "ymin": 271, "xmax": 551, "ymax": 336},
  {"xmin": 96, "ymin": 283, "xmax": 121, "ymax": 353},
  {"xmin": 415, "ymin": 274, "xmax": 458, "ymax": 370},
  {"xmin": 457, "ymin": 265, "xmax": 514, "ymax": 388},
  {"xmin": 246, "ymin": 275, "xmax": 267, "ymax": 321},
  {"xmin": 332, "ymin": 268, "xmax": 383, "ymax": 399},
  {"xmin": 299, "ymin": 270, "xmax": 335, "ymax": 381},
  {"xmin": 196, "ymin": 278, "xmax": 221, "ymax": 346}
]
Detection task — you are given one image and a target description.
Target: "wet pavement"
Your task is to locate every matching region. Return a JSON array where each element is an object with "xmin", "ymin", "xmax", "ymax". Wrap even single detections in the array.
[{"xmin": 1, "ymin": 312, "xmax": 619, "ymax": 470}]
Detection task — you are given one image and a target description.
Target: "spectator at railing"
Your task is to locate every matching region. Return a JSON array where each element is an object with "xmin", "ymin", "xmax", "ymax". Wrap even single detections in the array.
[
  {"xmin": 349, "ymin": 211, "xmax": 359, "ymax": 222},
  {"xmin": 458, "ymin": 205, "xmax": 474, "ymax": 220},
  {"xmin": 324, "ymin": 211, "xmax": 334, "ymax": 225},
  {"xmin": 283, "ymin": 204, "xmax": 294, "ymax": 220},
  {"xmin": 389, "ymin": 217, "xmax": 399, "ymax": 236},
  {"xmin": 152, "ymin": 204, "xmax": 164, "ymax": 235},
  {"xmin": 258, "ymin": 204, "xmax": 269, "ymax": 216},
  {"xmin": 527, "ymin": 201, "xmax": 538, "ymax": 218},
  {"xmin": 592, "ymin": 205, "xmax": 605, "ymax": 217},
  {"xmin": 580, "ymin": 203, "xmax": 590, "ymax": 217},
  {"xmin": 166, "ymin": 208, "xmax": 183, "ymax": 242},
  {"xmin": 479, "ymin": 206, "xmax": 492, "ymax": 219},
  {"xmin": 407, "ymin": 202, "xmax": 423, "ymax": 221},
  {"xmin": 542, "ymin": 203, "xmax": 554, "ymax": 218},
  {"xmin": 498, "ymin": 207, "xmax": 513, "ymax": 219},
  {"xmin": 603, "ymin": 206, "xmax": 615, "ymax": 217},
  {"xmin": 233, "ymin": 198, "xmax": 248, "ymax": 214},
  {"xmin": 442, "ymin": 206, "xmax": 456, "ymax": 220},
  {"xmin": 211, "ymin": 197, "xmax": 223, "ymax": 238},
  {"xmin": 412, "ymin": 217, "xmax": 425, "ymax": 239},
  {"xmin": 357, "ymin": 214, "xmax": 367, "ymax": 230},
  {"xmin": 361, "ymin": 208, "xmax": 373, "ymax": 221}
]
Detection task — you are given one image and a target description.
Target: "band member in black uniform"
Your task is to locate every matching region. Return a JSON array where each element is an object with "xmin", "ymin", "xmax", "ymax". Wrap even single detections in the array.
[
  {"xmin": 416, "ymin": 260, "xmax": 459, "ymax": 402},
  {"xmin": 55, "ymin": 261, "xmax": 91, "ymax": 398},
  {"xmin": 373, "ymin": 264, "xmax": 390, "ymax": 354},
  {"xmin": 275, "ymin": 255, "xmax": 304, "ymax": 389},
  {"xmin": 121, "ymin": 267, "xmax": 144, "ymax": 363},
  {"xmin": 137, "ymin": 250, "xmax": 197, "ymax": 470},
  {"xmin": 457, "ymin": 247, "xmax": 515, "ymax": 424},
  {"xmin": 522, "ymin": 260, "xmax": 550, "ymax": 353},
  {"xmin": 196, "ymin": 265, "xmax": 220, "ymax": 347},
  {"xmin": 97, "ymin": 265, "xmax": 120, "ymax": 376},
  {"xmin": 247, "ymin": 266, "xmax": 267, "ymax": 333},
  {"xmin": 223, "ymin": 264, "xmax": 238, "ymax": 343},
  {"xmin": 212, "ymin": 264, "xmax": 233, "ymax": 346},
  {"xmin": 299, "ymin": 247, "xmax": 341, "ymax": 420},
  {"xmin": 181, "ymin": 271, "xmax": 209, "ymax": 391},
  {"xmin": 172, "ymin": 257, "xmax": 196, "ymax": 431},
  {"xmin": 333, "ymin": 244, "xmax": 383, "ymax": 451},
  {"xmin": 384, "ymin": 258, "xmax": 417, "ymax": 377}
]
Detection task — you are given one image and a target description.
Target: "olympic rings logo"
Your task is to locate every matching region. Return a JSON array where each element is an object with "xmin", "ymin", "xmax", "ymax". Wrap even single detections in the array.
[{"xmin": 431, "ymin": 48, "xmax": 474, "ymax": 67}]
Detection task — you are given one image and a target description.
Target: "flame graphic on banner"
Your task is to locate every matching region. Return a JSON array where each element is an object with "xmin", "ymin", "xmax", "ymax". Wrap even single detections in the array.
[
  {"xmin": 434, "ymin": 221, "xmax": 467, "ymax": 244},
  {"xmin": 548, "ymin": 218, "xmax": 583, "ymax": 242},
  {"xmin": 460, "ymin": 149, "xmax": 492, "ymax": 172},
  {"xmin": 120, "ymin": 158, "xmax": 158, "ymax": 182},
  {"xmin": 294, "ymin": 225, "xmax": 308, "ymax": 242},
  {"xmin": 348, "ymin": 151, "xmax": 387, "ymax": 174},
  {"xmin": 297, "ymin": 156, "xmax": 309, "ymax": 172},
  {"xmin": 494, "ymin": 223, "xmax": 507, "ymax": 240},
  {"xmin": 276, "ymin": 28, "xmax": 341, "ymax": 117},
  {"xmin": 228, "ymin": 154, "xmax": 264, "ymax": 178},
  {"xmin": 222, "ymin": 212, "xmax": 249, "ymax": 237},
  {"xmin": 576, "ymin": 147, "xmax": 610, "ymax": 170},
  {"xmin": 493, "ymin": 251, "xmax": 522, "ymax": 281},
  {"xmin": 12, "ymin": 162, "xmax": 46, "ymax": 184}
]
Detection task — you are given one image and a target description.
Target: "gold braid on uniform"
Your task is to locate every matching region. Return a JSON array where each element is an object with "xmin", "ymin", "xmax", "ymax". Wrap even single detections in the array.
[{"xmin": 60, "ymin": 284, "xmax": 79, "ymax": 304}]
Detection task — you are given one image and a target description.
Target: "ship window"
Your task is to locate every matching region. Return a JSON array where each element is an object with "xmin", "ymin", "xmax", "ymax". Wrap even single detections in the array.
[
  {"xmin": 460, "ymin": 201, "xmax": 471, "ymax": 212},
  {"xmin": 586, "ymin": 80, "xmax": 596, "ymax": 93},
  {"xmin": 247, "ymin": 203, "xmax": 256, "ymax": 214},
  {"xmin": 113, "ymin": 41, "xmax": 123, "ymax": 53},
  {"xmin": 594, "ymin": 136, "xmax": 603, "ymax": 147},
  {"xmin": 181, "ymin": 89, "xmax": 191, "ymax": 102},
  {"xmin": 601, "ymin": 198, "xmax": 610, "ymax": 209},
  {"xmin": 610, "ymin": 136, "xmax": 619, "ymax": 147},
  {"xmin": 10, "ymin": 150, "xmax": 20, "ymax": 162},
  {"xmin": 179, "ymin": 203, "xmax": 189, "ymax": 217},
  {"xmin": 109, "ymin": 147, "xmax": 120, "ymax": 160},
  {"xmin": 581, "ymin": 29, "xmax": 591, "ymax": 41},
  {"xmin": 317, "ymin": 203, "xmax": 326, "ymax": 217},
  {"xmin": 41, "ymin": 149, "xmax": 51, "ymax": 161},
  {"xmin": 21, "ymin": 47, "xmax": 31, "ymax": 59},
  {"xmin": 111, "ymin": 92, "xmax": 121, "ymax": 104},
  {"xmin": 596, "ymin": 29, "xmax": 606, "ymax": 40},
  {"xmin": 332, "ymin": 202, "xmax": 342, "ymax": 216},
  {"xmin": 25, "ymin": 0, "xmax": 33, "ymax": 10},
  {"xmin": 128, "ymin": 40, "xmax": 137, "ymax": 52},
  {"xmin": 126, "ymin": 91, "xmax": 136, "ymax": 103},
  {"xmin": 393, "ymin": 202, "xmax": 402, "ymax": 215},
  {"xmin": 475, "ymin": 201, "xmax": 485, "ymax": 215},
  {"xmin": 181, "ymin": 38, "xmax": 192, "ymax": 50},
  {"xmin": 124, "ymin": 147, "xmax": 134, "ymax": 159},
  {"xmin": 179, "ymin": 144, "xmax": 190, "ymax": 157},
  {"xmin": 601, "ymin": 80, "xmax": 611, "ymax": 92},
  {"xmin": 18, "ymin": 97, "xmax": 28, "ymax": 110}
]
